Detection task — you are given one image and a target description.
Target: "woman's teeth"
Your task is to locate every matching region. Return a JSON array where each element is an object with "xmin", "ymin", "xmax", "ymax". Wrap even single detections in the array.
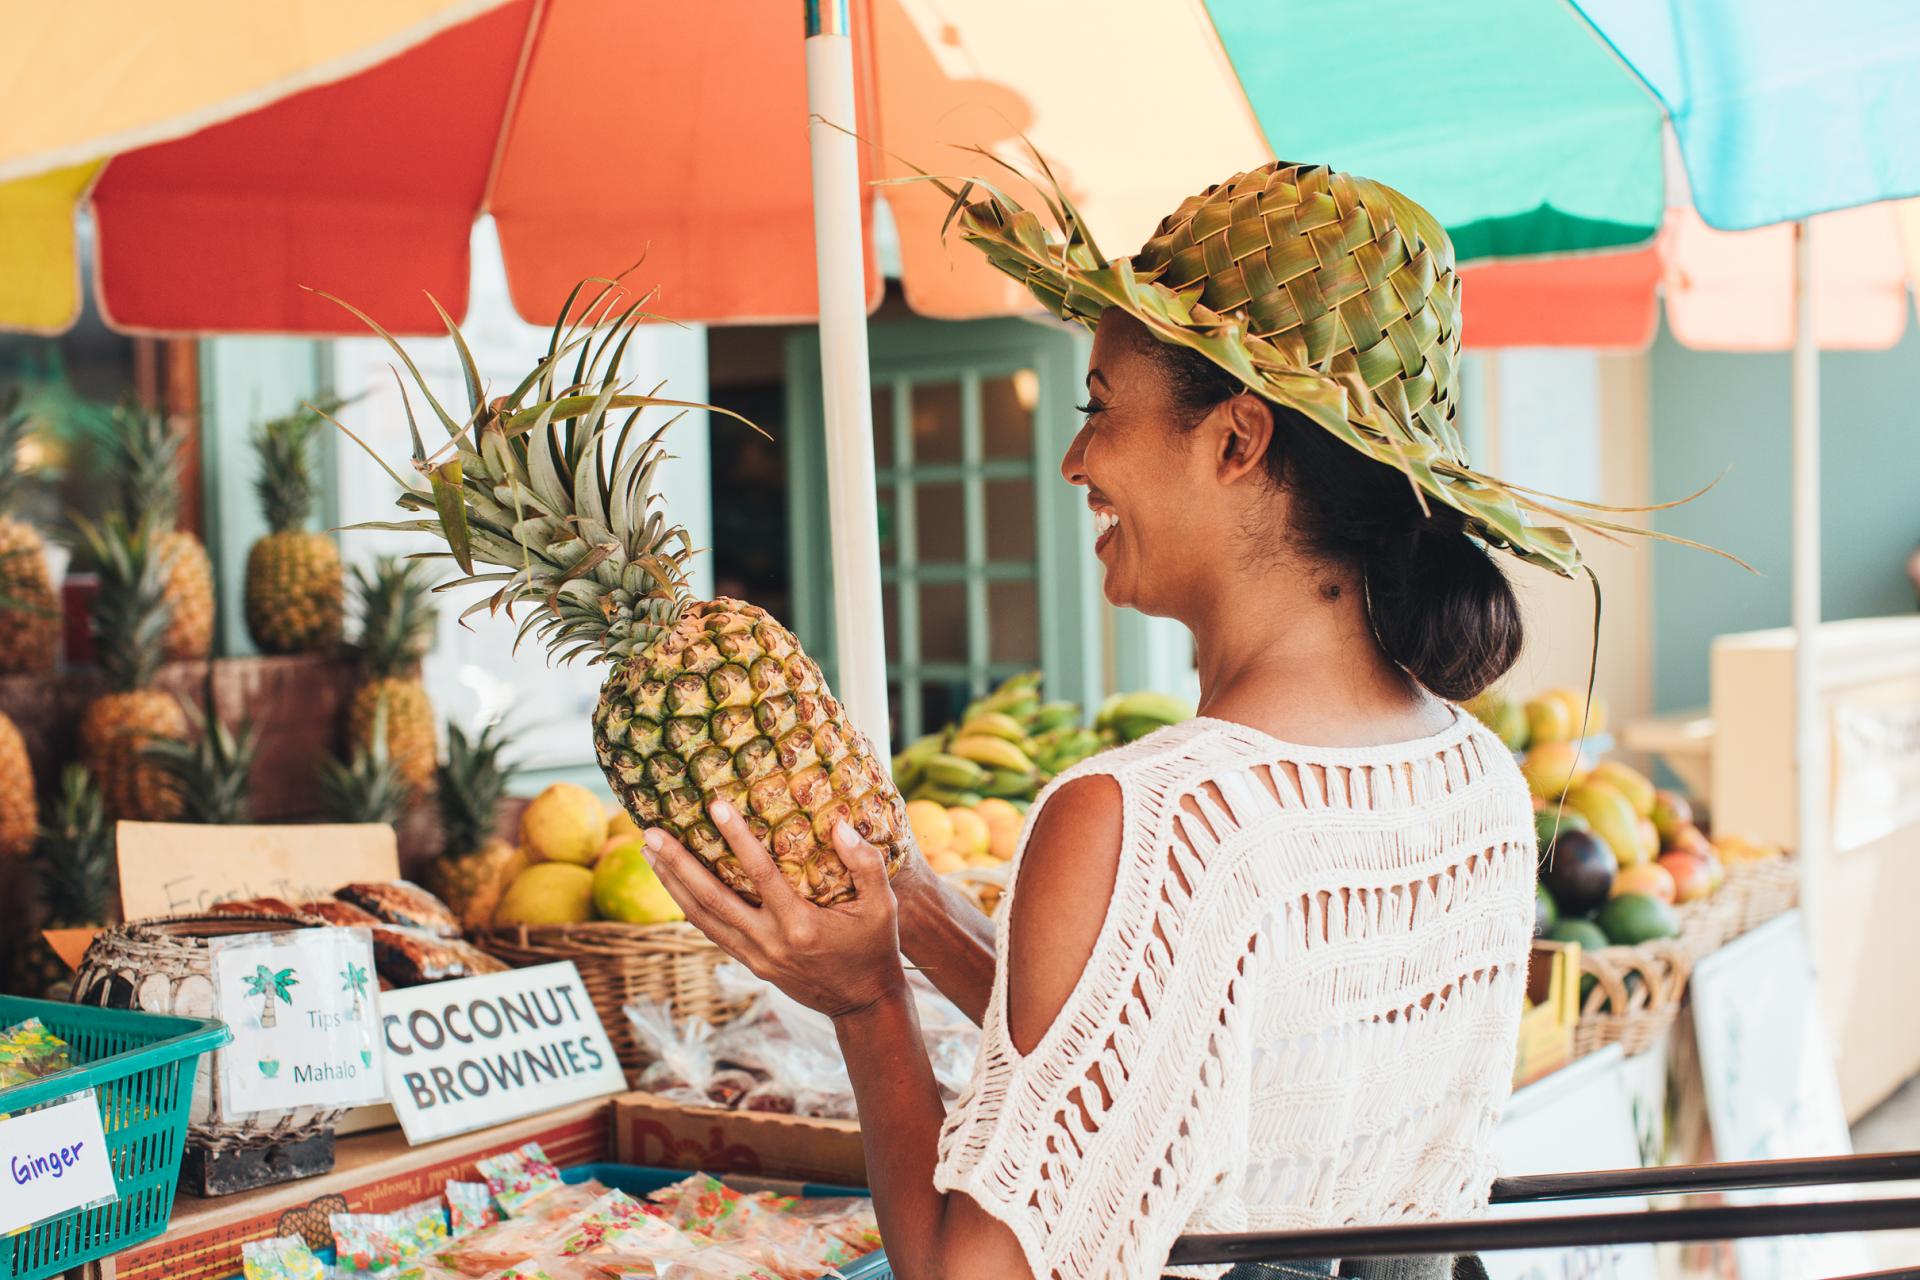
[{"xmin": 1094, "ymin": 510, "xmax": 1119, "ymax": 537}]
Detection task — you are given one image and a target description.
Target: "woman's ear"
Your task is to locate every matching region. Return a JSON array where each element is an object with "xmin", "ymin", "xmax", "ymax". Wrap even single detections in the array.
[{"xmin": 1214, "ymin": 393, "xmax": 1274, "ymax": 483}]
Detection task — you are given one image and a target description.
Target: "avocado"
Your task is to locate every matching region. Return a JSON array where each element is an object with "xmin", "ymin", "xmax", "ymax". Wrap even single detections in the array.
[
  {"xmin": 1548, "ymin": 918, "xmax": 1610, "ymax": 953},
  {"xmin": 1597, "ymin": 893, "xmax": 1680, "ymax": 946},
  {"xmin": 1533, "ymin": 884, "xmax": 1559, "ymax": 938}
]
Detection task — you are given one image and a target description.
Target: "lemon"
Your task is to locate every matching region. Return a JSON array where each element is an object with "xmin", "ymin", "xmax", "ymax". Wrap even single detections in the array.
[
  {"xmin": 592, "ymin": 839, "xmax": 685, "ymax": 924},
  {"xmin": 947, "ymin": 807, "xmax": 990, "ymax": 860},
  {"xmin": 520, "ymin": 783, "xmax": 607, "ymax": 864}
]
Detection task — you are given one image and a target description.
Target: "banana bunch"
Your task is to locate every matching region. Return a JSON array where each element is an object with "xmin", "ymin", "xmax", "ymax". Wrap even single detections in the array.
[{"xmin": 1094, "ymin": 690, "xmax": 1197, "ymax": 744}]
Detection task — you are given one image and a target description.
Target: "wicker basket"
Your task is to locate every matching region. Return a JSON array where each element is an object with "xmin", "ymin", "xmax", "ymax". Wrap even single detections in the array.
[
  {"xmin": 943, "ymin": 865, "xmax": 1010, "ymax": 919},
  {"xmin": 1572, "ymin": 936, "xmax": 1693, "ymax": 1058},
  {"xmin": 474, "ymin": 921, "xmax": 751, "ymax": 1081},
  {"xmin": 1726, "ymin": 855, "xmax": 1800, "ymax": 934},
  {"xmin": 1673, "ymin": 889, "xmax": 1744, "ymax": 961}
]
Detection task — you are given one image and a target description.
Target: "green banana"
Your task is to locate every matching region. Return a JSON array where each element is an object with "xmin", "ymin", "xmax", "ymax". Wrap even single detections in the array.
[
  {"xmin": 1114, "ymin": 714, "xmax": 1184, "ymax": 743},
  {"xmin": 924, "ymin": 753, "xmax": 990, "ymax": 789},
  {"xmin": 915, "ymin": 784, "xmax": 985, "ymax": 807},
  {"xmin": 980, "ymin": 768, "xmax": 1042, "ymax": 799},
  {"xmin": 949, "ymin": 734, "xmax": 1037, "ymax": 773},
  {"xmin": 1104, "ymin": 690, "xmax": 1196, "ymax": 726},
  {"xmin": 1029, "ymin": 700, "xmax": 1082, "ymax": 732}
]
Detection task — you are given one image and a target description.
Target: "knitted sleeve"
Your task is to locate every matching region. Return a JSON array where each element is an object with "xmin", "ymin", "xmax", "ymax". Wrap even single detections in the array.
[{"xmin": 932, "ymin": 748, "xmax": 1261, "ymax": 1280}]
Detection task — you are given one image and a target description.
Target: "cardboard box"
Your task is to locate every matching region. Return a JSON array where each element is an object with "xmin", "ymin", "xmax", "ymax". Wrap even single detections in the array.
[
  {"xmin": 90, "ymin": 1099, "xmax": 610, "ymax": 1280},
  {"xmin": 1514, "ymin": 939, "xmax": 1581, "ymax": 1087},
  {"xmin": 612, "ymin": 1091, "xmax": 866, "ymax": 1188}
]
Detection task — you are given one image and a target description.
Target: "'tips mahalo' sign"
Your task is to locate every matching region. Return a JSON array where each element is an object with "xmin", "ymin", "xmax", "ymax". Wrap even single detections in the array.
[{"xmin": 379, "ymin": 961, "xmax": 627, "ymax": 1143}]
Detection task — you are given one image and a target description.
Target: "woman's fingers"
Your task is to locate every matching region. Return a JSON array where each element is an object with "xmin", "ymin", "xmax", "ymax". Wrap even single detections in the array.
[
  {"xmin": 833, "ymin": 820, "xmax": 896, "ymax": 912},
  {"xmin": 643, "ymin": 827, "xmax": 765, "ymax": 952},
  {"xmin": 707, "ymin": 800, "xmax": 805, "ymax": 917}
]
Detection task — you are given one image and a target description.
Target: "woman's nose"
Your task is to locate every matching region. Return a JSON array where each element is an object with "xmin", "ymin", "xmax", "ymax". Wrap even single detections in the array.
[{"xmin": 1060, "ymin": 423, "xmax": 1091, "ymax": 487}]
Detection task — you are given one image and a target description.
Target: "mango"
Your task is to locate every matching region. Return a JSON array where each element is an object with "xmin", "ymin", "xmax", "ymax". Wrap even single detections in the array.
[
  {"xmin": 1522, "ymin": 742, "xmax": 1591, "ymax": 799},
  {"xmin": 494, "ymin": 862, "xmax": 596, "ymax": 925},
  {"xmin": 905, "ymin": 800, "xmax": 954, "ymax": 857},
  {"xmin": 1525, "ymin": 696, "xmax": 1575, "ymax": 746},
  {"xmin": 1589, "ymin": 761, "xmax": 1655, "ymax": 818},
  {"xmin": 1565, "ymin": 781, "xmax": 1648, "ymax": 870},
  {"xmin": 520, "ymin": 783, "xmax": 607, "ymax": 864},
  {"xmin": 1650, "ymin": 789, "xmax": 1694, "ymax": 846}
]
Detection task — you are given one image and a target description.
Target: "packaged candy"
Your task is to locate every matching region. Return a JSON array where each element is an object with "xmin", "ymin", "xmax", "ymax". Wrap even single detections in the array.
[
  {"xmin": 625, "ymin": 1003, "xmax": 721, "ymax": 1108},
  {"xmin": 783, "ymin": 1198, "xmax": 881, "ymax": 1256},
  {"xmin": 435, "ymin": 1199, "xmax": 600, "ymax": 1277},
  {"xmin": 446, "ymin": 1182, "xmax": 501, "ymax": 1237},
  {"xmin": 0, "ymin": 1018, "xmax": 72, "ymax": 1088},
  {"xmin": 331, "ymin": 1198, "xmax": 451, "ymax": 1273},
  {"xmin": 550, "ymin": 1192, "xmax": 665, "ymax": 1256},
  {"xmin": 477, "ymin": 1143, "xmax": 565, "ymax": 1217},
  {"xmin": 518, "ymin": 1180, "xmax": 611, "ymax": 1222},
  {"xmin": 487, "ymin": 1254, "xmax": 604, "ymax": 1280},
  {"xmin": 242, "ymin": 1236, "xmax": 328, "ymax": 1280}
]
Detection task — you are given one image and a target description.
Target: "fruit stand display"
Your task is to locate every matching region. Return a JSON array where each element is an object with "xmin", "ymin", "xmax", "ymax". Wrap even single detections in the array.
[{"xmin": 1467, "ymin": 685, "xmax": 1799, "ymax": 1060}]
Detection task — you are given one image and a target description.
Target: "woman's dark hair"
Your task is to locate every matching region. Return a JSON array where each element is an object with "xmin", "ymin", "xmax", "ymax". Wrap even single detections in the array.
[{"xmin": 1148, "ymin": 340, "xmax": 1523, "ymax": 702}]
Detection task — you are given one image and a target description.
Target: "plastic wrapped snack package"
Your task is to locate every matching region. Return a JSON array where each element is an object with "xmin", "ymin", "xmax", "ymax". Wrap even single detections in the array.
[
  {"xmin": 486, "ymin": 1255, "xmax": 606, "ymax": 1280},
  {"xmin": 0, "ymin": 1018, "xmax": 73, "ymax": 1088},
  {"xmin": 434, "ymin": 1191, "xmax": 606, "ymax": 1278},
  {"xmin": 477, "ymin": 1143, "xmax": 566, "ymax": 1217},
  {"xmin": 781, "ymin": 1198, "xmax": 882, "ymax": 1256},
  {"xmin": 625, "ymin": 1001, "xmax": 728, "ymax": 1107},
  {"xmin": 517, "ymin": 1181, "xmax": 612, "ymax": 1222},
  {"xmin": 446, "ymin": 1182, "xmax": 501, "ymax": 1237},
  {"xmin": 242, "ymin": 1236, "xmax": 329, "ymax": 1280},
  {"xmin": 332, "ymin": 1198, "xmax": 452, "ymax": 1273},
  {"xmin": 550, "ymin": 1191, "xmax": 668, "ymax": 1256}
]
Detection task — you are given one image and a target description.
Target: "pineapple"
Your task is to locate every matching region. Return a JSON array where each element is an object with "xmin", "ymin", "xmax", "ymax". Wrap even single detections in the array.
[
  {"xmin": 74, "ymin": 515, "xmax": 189, "ymax": 821},
  {"xmin": 245, "ymin": 399, "xmax": 346, "ymax": 653},
  {"xmin": 17, "ymin": 765, "xmax": 116, "ymax": 999},
  {"xmin": 346, "ymin": 556, "xmax": 439, "ymax": 796},
  {"xmin": 144, "ymin": 680, "xmax": 260, "ymax": 823},
  {"xmin": 327, "ymin": 280, "xmax": 906, "ymax": 905},
  {"xmin": 0, "ymin": 391, "xmax": 60, "ymax": 674},
  {"xmin": 319, "ymin": 694, "xmax": 408, "ymax": 824},
  {"xmin": 0, "ymin": 710, "xmax": 35, "ymax": 857},
  {"xmin": 102, "ymin": 402, "xmax": 213, "ymax": 662},
  {"xmin": 426, "ymin": 721, "xmax": 526, "ymax": 928}
]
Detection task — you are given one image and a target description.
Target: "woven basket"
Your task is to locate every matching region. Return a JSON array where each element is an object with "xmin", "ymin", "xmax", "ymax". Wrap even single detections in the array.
[
  {"xmin": 474, "ymin": 921, "xmax": 750, "ymax": 1080},
  {"xmin": 943, "ymin": 865, "xmax": 1010, "ymax": 919},
  {"xmin": 1726, "ymin": 856, "xmax": 1800, "ymax": 934},
  {"xmin": 1673, "ymin": 889, "xmax": 1744, "ymax": 961},
  {"xmin": 1572, "ymin": 936, "xmax": 1693, "ymax": 1058}
]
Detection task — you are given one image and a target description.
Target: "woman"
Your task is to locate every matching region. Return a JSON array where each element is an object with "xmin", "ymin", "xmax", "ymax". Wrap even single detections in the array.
[{"xmin": 641, "ymin": 163, "xmax": 1572, "ymax": 1280}]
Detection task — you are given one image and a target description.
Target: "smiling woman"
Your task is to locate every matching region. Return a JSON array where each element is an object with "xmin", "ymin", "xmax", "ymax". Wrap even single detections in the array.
[{"xmin": 632, "ymin": 159, "xmax": 1583, "ymax": 1280}]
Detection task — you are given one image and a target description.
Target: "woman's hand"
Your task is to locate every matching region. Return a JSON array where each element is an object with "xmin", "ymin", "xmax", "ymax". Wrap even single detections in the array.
[{"xmin": 642, "ymin": 802, "xmax": 908, "ymax": 1021}]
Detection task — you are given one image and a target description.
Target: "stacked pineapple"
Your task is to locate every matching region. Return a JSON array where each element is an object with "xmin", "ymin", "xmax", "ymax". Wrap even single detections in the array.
[
  {"xmin": 101, "ymin": 403, "xmax": 213, "ymax": 661},
  {"xmin": 245, "ymin": 400, "xmax": 345, "ymax": 653},
  {"xmin": 424, "ymin": 721, "xmax": 525, "ymax": 929},
  {"xmin": 1, "ymin": 394, "xmax": 57, "ymax": 858},
  {"xmin": 346, "ymin": 557, "xmax": 439, "ymax": 798},
  {"xmin": 74, "ymin": 516, "xmax": 189, "ymax": 820},
  {"xmin": 319, "ymin": 695, "xmax": 408, "ymax": 825},
  {"xmin": 145, "ymin": 679, "xmax": 260, "ymax": 823},
  {"xmin": 325, "ymin": 279, "xmax": 906, "ymax": 905},
  {"xmin": 11, "ymin": 766, "xmax": 114, "ymax": 1000}
]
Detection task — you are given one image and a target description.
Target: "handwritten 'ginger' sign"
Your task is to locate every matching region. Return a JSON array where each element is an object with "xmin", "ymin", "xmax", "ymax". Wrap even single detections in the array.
[
  {"xmin": 0, "ymin": 1094, "xmax": 119, "ymax": 1235},
  {"xmin": 116, "ymin": 822, "xmax": 400, "ymax": 919},
  {"xmin": 379, "ymin": 962, "xmax": 626, "ymax": 1143}
]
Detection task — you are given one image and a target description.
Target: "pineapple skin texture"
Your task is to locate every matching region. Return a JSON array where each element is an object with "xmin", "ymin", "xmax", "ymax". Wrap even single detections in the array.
[
  {"xmin": 158, "ymin": 530, "xmax": 214, "ymax": 661},
  {"xmin": 245, "ymin": 531, "xmax": 344, "ymax": 654},
  {"xmin": 348, "ymin": 676, "xmax": 437, "ymax": 794},
  {"xmin": 0, "ymin": 518, "xmax": 59, "ymax": 674},
  {"xmin": 427, "ymin": 838, "xmax": 526, "ymax": 929},
  {"xmin": 81, "ymin": 689, "xmax": 189, "ymax": 821},
  {"xmin": 592, "ymin": 598, "xmax": 907, "ymax": 906},
  {"xmin": 0, "ymin": 712, "xmax": 35, "ymax": 857}
]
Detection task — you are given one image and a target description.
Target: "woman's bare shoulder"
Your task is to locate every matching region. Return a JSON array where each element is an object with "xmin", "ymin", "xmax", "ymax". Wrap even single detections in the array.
[{"xmin": 1005, "ymin": 774, "xmax": 1123, "ymax": 1054}]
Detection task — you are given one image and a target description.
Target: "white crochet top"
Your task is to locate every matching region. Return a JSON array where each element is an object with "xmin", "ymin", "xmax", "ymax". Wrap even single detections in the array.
[{"xmin": 932, "ymin": 710, "xmax": 1538, "ymax": 1280}]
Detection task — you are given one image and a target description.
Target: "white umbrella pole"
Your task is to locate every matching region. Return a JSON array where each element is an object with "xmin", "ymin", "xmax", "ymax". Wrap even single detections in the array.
[
  {"xmin": 804, "ymin": 0, "xmax": 891, "ymax": 749},
  {"xmin": 1791, "ymin": 219, "xmax": 1822, "ymax": 946}
]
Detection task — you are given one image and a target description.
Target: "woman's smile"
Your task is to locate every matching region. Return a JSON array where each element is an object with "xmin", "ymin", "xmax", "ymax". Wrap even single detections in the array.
[{"xmin": 1092, "ymin": 506, "xmax": 1120, "ymax": 556}]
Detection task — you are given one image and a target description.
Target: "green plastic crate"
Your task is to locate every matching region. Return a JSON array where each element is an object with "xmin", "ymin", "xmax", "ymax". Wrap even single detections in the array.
[{"xmin": 0, "ymin": 994, "xmax": 229, "ymax": 1280}]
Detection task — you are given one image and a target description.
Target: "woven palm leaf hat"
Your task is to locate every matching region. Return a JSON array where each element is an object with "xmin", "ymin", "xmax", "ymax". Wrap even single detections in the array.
[{"xmin": 939, "ymin": 156, "xmax": 1693, "ymax": 578}]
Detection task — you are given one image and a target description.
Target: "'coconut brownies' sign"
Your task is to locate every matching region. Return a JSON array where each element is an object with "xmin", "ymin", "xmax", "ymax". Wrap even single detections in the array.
[
  {"xmin": 0, "ymin": 1093, "xmax": 118, "ymax": 1234},
  {"xmin": 378, "ymin": 962, "xmax": 627, "ymax": 1143},
  {"xmin": 207, "ymin": 928, "xmax": 388, "ymax": 1116}
]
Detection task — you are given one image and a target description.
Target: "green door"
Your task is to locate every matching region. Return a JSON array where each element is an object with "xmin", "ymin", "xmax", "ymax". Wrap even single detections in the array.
[{"xmin": 786, "ymin": 317, "xmax": 1099, "ymax": 748}]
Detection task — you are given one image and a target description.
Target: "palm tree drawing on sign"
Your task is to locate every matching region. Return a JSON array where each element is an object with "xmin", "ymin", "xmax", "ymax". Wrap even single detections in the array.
[
  {"xmin": 243, "ymin": 965, "xmax": 299, "ymax": 1028},
  {"xmin": 340, "ymin": 962, "xmax": 370, "ymax": 1021}
]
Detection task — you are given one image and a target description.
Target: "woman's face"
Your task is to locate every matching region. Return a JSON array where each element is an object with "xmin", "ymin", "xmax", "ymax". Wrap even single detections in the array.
[{"xmin": 1062, "ymin": 312, "xmax": 1242, "ymax": 616}]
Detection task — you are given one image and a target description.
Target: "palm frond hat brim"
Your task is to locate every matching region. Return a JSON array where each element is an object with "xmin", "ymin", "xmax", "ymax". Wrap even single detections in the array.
[{"xmin": 925, "ymin": 154, "xmax": 1705, "ymax": 578}]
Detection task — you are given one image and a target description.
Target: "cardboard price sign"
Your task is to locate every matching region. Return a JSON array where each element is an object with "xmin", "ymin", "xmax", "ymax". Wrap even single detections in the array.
[
  {"xmin": 0, "ymin": 1093, "xmax": 119, "ymax": 1235},
  {"xmin": 380, "ymin": 962, "xmax": 627, "ymax": 1144},
  {"xmin": 117, "ymin": 822, "xmax": 399, "ymax": 919}
]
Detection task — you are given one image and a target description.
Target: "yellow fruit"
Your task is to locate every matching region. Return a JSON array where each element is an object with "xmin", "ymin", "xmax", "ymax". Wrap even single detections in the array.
[
  {"xmin": 520, "ymin": 783, "xmax": 607, "ymax": 864},
  {"xmin": 1521, "ymin": 742, "xmax": 1591, "ymax": 799},
  {"xmin": 1566, "ymin": 782, "xmax": 1648, "ymax": 869},
  {"xmin": 606, "ymin": 811, "xmax": 641, "ymax": 841},
  {"xmin": 975, "ymin": 797, "xmax": 1023, "ymax": 861},
  {"xmin": 905, "ymin": 799, "xmax": 955, "ymax": 857},
  {"xmin": 965, "ymin": 851, "xmax": 1001, "ymax": 868},
  {"xmin": 947, "ymin": 807, "xmax": 990, "ymax": 860},
  {"xmin": 1635, "ymin": 817, "xmax": 1661, "ymax": 863},
  {"xmin": 494, "ymin": 862, "xmax": 596, "ymax": 924},
  {"xmin": 1525, "ymin": 696, "xmax": 1575, "ymax": 746},
  {"xmin": 592, "ymin": 839, "xmax": 686, "ymax": 924},
  {"xmin": 928, "ymin": 850, "xmax": 966, "ymax": 876},
  {"xmin": 1589, "ymin": 761, "xmax": 1655, "ymax": 819}
]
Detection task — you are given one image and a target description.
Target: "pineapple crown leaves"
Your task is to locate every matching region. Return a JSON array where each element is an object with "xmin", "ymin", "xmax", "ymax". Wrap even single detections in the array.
[
  {"xmin": 348, "ymin": 555, "xmax": 439, "ymax": 677},
  {"xmin": 71, "ymin": 511, "xmax": 173, "ymax": 692},
  {"xmin": 36, "ymin": 764, "xmax": 114, "ymax": 928},
  {"xmin": 312, "ymin": 273, "xmax": 768, "ymax": 665},
  {"xmin": 436, "ymin": 718, "xmax": 518, "ymax": 856},
  {"xmin": 0, "ymin": 387, "xmax": 32, "ymax": 513},
  {"xmin": 318, "ymin": 692, "xmax": 406, "ymax": 825},
  {"xmin": 253, "ymin": 395, "xmax": 344, "ymax": 533},
  {"xmin": 93, "ymin": 400, "xmax": 186, "ymax": 529},
  {"xmin": 143, "ymin": 674, "xmax": 260, "ymax": 824}
]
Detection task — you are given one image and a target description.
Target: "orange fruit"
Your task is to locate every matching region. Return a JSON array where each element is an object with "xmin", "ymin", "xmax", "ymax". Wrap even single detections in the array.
[
  {"xmin": 947, "ymin": 807, "xmax": 990, "ymax": 860},
  {"xmin": 905, "ymin": 800, "xmax": 955, "ymax": 857},
  {"xmin": 1656, "ymin": 852, "xmax": 1712, "ymax": 904},
  {"xmin": 1611, "ymin": 862, "xmax": 1676, "ymax": 905},
  {"xmin": 974, "ymin": 798, "xmax": 1023, "ymax": 861}
]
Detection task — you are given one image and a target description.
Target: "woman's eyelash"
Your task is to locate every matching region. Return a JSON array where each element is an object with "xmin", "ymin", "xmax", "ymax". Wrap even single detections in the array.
[{"xmin": 1075, "ymin": 400, "xmax": 1105, "ymax": 416}]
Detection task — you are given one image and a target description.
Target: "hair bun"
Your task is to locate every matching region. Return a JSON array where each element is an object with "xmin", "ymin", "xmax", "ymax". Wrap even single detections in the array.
[{"xmin": 1367, "ymin": 527, "xmax": 1523, "ymax": 702}]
